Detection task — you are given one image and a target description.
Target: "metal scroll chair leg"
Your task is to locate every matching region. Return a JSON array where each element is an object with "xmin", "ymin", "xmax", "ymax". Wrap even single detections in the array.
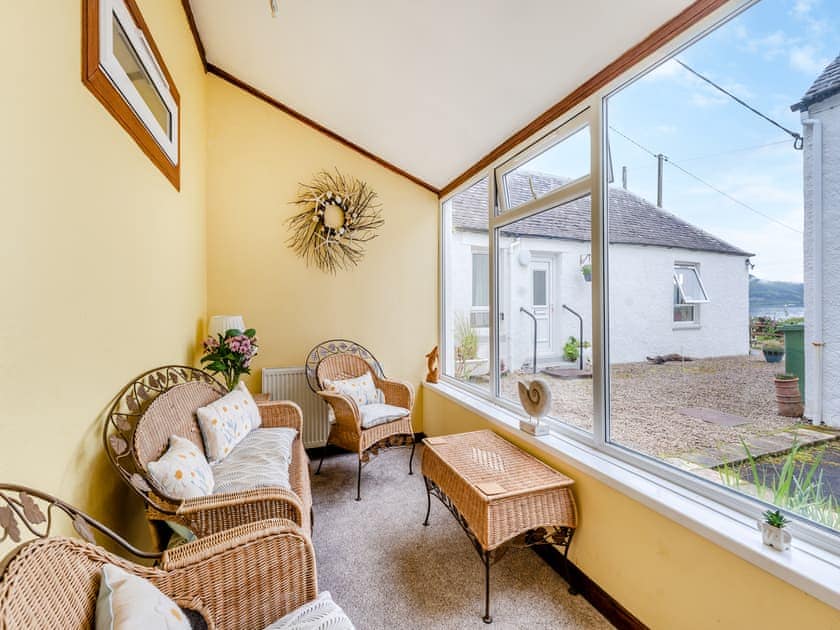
[
  {"xmin": 563, "ymin": 529, "xmax": 578, "ymax": 595},
  {"xmin": 315, "ymin": 449, "xmax": 326, "ymax": 475},
  {"xmin": 355, "ymin": 457, "xmax": 362, "ymax": 501},
  {"xmin": 408, "ymin": 440, "xmax": 416, "ymax": 475},
  {"xmin": 423, "ymin": 476, "xmax": 431, "ymax": 526}
]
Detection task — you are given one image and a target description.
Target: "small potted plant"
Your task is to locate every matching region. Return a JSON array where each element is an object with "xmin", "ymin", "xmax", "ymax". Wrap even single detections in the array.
[
  {"xmin": 581, "ymin": 263, "xmax": 592, "ymax": 282},
  {"xmin": 201, "ymin": 327, "xmax": 259, "ymax": 391},
  {"xmin": 757, "ymin": 509, "xmax": 791, "ymax": 551},
  {"xmin": 773, "ymin": 373, "xmax": 803, "ymax": 417},
  {"xmin": 761, "ymin": 340, "xmax": 784, "ymax": 363}
]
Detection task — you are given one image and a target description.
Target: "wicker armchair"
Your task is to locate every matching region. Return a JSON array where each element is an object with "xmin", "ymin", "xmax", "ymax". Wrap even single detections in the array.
[
  {"xmin": 103, "ymin": 366, "xmax": 311, "ymax": 551},
  {"xmin": 305, "ymin": 340, "xmax": 415, "ymax": 501},
  {"xmin": 0, "ymin": 484, "xmax": 317, "ymax": 630}
]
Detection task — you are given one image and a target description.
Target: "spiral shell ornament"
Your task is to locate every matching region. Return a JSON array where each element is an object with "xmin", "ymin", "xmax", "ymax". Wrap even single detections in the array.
[{"xmin": 517, "ymin": 378, "xmax": 552, "ymax": 419}]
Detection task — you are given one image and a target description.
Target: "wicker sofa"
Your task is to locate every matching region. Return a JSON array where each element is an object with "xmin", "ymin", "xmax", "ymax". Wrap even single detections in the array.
[
  {"xmin": 104, "ymin": 366, "xmax": 312, "ymax": 551},
  {"xmin": 0, "ymin": 485, "xmax": 328, "ymax": 630}
]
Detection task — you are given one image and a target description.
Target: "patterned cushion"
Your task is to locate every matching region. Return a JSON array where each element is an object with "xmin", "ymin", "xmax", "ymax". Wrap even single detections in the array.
[
  {"xmin": 147, "ymin": 436, "xmax": 214, "ymax": 499},
  {"xmin": 264, "ymin": 591, "xmax": 355, "ymax": 630},
  {"xmin": 196, "ymin": 383, "xmax": 260, "ymax": 463},
  {"xmin": 96, "ymin": 563, "xmax": 191, "ymax": 630},
  {"xmin": 212, "ymin": 427, "xmax": 297, "ymax": 495},
  {"xmin": 323, "ymin": 373, "xmax": 383, "ymax": 407},
  {"xmin": 358, "ymin": 403, "xmax": 409, "ymax": 429}
]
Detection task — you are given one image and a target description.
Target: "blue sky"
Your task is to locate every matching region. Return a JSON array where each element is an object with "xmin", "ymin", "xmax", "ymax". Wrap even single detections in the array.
[{"xmin": 533, "ymin": 0, "xmax": 839, "ymax": 282}]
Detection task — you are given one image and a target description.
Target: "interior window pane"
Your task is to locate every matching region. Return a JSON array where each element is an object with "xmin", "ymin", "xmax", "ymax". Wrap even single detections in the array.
[
  {"xmin": 112, "ymin": 14, "xmax": 171, "ymax": 137},
  {"xmin": 443, "ymin": 178, "xmax": 490, "ymax": 390},
  {"xmin": 497, "ymin": 195, "xmax": 593, "ymax": 432},
  {"xmin": 606, "ymin": 0, "xmax": 836, "ymax": 533},
  {"xmin": 501, "ymin": 125, "xmax": 590, "ymax": 212}
]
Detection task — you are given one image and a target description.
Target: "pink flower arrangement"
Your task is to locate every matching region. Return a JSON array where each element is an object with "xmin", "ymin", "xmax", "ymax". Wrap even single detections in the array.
[{"xmin": 200, "ymin": 327, "xmax": 259, "ymax": 390}]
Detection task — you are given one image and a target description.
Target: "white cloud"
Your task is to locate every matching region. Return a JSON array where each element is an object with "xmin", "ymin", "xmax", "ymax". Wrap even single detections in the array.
[
  {"xmin": 789, "ymin": 45, "xmax": 831, "ymax": 75},
  {"xmin": 793, "ymin": 0, "xmax": 817, "ymax": 18}
]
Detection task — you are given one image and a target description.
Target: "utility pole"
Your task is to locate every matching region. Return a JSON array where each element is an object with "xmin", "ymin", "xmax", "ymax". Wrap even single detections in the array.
[
  {"xmin": 621, "ymin": 166, "xmax": 628, "ymax": 190},
  {"xmin": 656, "ymin": 153, "xmax": 667, "ymax": 207}
]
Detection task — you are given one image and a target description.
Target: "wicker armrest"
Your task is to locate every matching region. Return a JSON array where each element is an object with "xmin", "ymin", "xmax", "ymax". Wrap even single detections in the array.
[
  {"xmin": 177, "ymin": 487, "xmax": 305, "ymax": 535},
  {"xmin": 258, "ymin": 400, "xmax": 303, "ymax": 432},
  {"xmin": 159, "ymin": 518, "xmax": 317, "ymax": 630},
  {"xmin": 376, "ymin": 377, "xmax": 414, "ymax": 410},
  {"xmin": 317, "ymin": 391, "xmax": 361, "ymax": 432}
]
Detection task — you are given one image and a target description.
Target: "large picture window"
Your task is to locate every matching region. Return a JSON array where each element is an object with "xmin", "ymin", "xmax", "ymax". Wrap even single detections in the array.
[
  {"xmin": 440, "ymin": 0, "xmax": 839, "ymax": 544},
  {"xmin": 83, "ymin": 0, "xmax": 180, "ymax": 188}
]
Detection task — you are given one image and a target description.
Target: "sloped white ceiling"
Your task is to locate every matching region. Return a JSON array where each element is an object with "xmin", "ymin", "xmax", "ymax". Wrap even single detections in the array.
[{"xmin": 189, "ymin": 0, "xmax": 695, "ymax": 189}]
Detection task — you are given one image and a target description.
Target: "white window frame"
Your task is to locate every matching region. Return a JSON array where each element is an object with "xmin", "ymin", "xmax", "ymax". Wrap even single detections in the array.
[
  {"xmin": 438, "ymin": 0, "xmax": 840, "ymax": 583},
  {"xmin": 673, "ymin": 262, "xmax": 708, "ymax": 325},
  {"xmin": 98, "ymin": 0, "xmax": 179, "ymax": 165},
  {"xmin": 471, "ymin": 249, "xmax": 490, "ymax": 329}
]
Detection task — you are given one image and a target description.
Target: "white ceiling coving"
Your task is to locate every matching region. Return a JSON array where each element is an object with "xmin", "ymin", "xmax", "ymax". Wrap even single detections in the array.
[{"xmin": 188, "ymin": 0, "xmax": 696, "ymax": 190}]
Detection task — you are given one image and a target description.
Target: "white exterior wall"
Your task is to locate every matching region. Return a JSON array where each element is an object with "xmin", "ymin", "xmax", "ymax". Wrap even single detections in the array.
[
  {"xmin": 608, "ymin": 244, "xmax": 750, "ymax": 364},
  {"xmin": 446, "ymin": 229, "xmax": 750, "ymax": 372},
  {"xmin": 802, "ymin": 92, "xmax": 840, "ymax": 427}
]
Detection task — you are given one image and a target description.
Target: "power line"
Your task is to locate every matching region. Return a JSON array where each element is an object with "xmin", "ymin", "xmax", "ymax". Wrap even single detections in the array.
[
  {"xmin": 675, "ymin": 60, "xmax": 803, "ymax": 149},
  {"xmin": 675, "ymin": 138, "xmax": 790, "ymax": 162},
  {"xmin": 609, "ymin": 126, "xmax": 803, "ymax": 234}
]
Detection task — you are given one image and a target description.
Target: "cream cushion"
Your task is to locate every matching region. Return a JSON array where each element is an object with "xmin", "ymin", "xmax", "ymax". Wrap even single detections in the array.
[
  {"xmin": 96, "ymin": 563, "xmax": 191, "ymax": 630},
  {"xmin": 358, "ymin": 403, "xmax": 409, "ymax": 429},
  {"xmin": 323, "ymin": 373, "xmax": 383, "ymax": 407},
  {"xmin": 265, "ymin": 591, "xmax": 355, "ymax": 630},
  {"xmin": 196, "ymin": 383, "xmax": 259, "ymax": 463},
  {"xmin": 147, "ymin": 436, "xmax": 214, "ymax": 499},
  {"xmin": 212, "ymin": 427, "xmax": 297, "ymax": 494}
]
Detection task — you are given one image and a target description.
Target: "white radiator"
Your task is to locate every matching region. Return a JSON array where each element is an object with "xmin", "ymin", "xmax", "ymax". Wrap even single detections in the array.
[{"xmin": 262, "ymin": 367, "xmax": 330, "ymax": 448}]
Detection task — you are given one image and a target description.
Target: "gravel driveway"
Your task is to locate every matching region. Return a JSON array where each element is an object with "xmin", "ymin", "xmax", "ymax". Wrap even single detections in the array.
[{"xmin": 501, "ymin": 355, "xmax": 805, "ymax": 459}]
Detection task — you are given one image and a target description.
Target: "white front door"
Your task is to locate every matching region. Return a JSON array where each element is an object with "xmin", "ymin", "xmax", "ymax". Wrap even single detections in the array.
[{"xmin": 531, "ymin": 259, "xmax": 553, "ymax": 355}]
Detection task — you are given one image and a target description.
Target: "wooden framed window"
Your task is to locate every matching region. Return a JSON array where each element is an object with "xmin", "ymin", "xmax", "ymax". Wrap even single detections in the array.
[{"xmin": 83, "ymin": 0, "xmax": 180, "ymax": 189}]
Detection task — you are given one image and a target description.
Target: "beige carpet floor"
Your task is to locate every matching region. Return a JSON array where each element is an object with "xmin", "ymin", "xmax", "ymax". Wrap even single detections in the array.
[{"xmin": 310, "ymin": 444, "xmax": 613, "ymax": 630}]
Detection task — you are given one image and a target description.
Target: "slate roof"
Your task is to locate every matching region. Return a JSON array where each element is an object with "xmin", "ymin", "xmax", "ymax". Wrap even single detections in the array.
[
  {"xmin": 451, "ymin": 172, "xmax": 753, "ymax": 256},
  {"xmin": 792, "ymin": 52, "xmax": 840, "ymax": 112}
]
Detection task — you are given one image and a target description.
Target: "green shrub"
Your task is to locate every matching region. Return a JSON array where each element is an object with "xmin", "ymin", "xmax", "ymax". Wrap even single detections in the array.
[
  {"xmin": 563, "ymin": 336, "xmax": 580, "ymax": 362},
  {"xmin": 762, "ymin": 340, "xmax": 784, "ymax": 352}
]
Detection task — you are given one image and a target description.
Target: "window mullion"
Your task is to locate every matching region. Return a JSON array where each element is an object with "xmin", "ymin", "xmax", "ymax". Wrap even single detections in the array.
[
  {"xmin": 488, "ymin": 175, "xmax": 499, "ymax": 400},
  {"xmin": 590, "ymin": 99, "xmax": 608, "ymax": 448}
]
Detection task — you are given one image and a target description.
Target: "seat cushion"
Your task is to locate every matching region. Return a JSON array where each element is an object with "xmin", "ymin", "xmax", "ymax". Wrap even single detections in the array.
[
  {"xmin": 147, "ymin": 436, "xmax": 214, "ymax": 500},
  {"xmin": 264, "ymin": 591, "xmax": 354, "ymax": 630},
  {"xmin": 211, "ymin": 427, "xmax": 297, "ymax": 495},
  {"xmin": 322, "ymin": 372, "xmax": 383, "ymax": 407},
  {"xmin": 358, "ymin": 403, "xmax": 409, "ymax": 429}
]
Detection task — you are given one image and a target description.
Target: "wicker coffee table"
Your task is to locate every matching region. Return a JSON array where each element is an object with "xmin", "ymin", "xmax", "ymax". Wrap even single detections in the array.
[{"xmin": 421, "ymin": 430, "xmax": 577, "ymax": 624}]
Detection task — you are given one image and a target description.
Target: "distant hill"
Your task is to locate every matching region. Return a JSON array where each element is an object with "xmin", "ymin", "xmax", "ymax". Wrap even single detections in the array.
[{"xmin": 749, "ymin": 275, "xmax": 804, "ymax": 308}]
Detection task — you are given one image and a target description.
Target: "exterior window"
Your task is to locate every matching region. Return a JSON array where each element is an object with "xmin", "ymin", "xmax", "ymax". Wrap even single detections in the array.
[
  {"xmin": 673, "ymin": 264, "xmax": 708, "ymax": 323},
  {"xmin": 83, "ymin": 0, "xmax": 180, "ymax": 188},
  {"xmin": 471, "ymin": 251, "xmax": 490, "ymax": 328}
]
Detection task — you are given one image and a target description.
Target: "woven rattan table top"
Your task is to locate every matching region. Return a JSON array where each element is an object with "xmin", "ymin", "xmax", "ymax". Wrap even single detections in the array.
[{"xmin": 423, "ymin": 430, "xmax": 574, "ymax": 501}]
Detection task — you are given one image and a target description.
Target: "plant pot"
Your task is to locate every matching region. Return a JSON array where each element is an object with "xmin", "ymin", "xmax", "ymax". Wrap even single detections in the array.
[
  {"xmin": 757, "ymin": 521, "xmax": 791, "ymax": 551},
  {"xmin": 581, "ymin": 269, "xmax": 592, "ymax": 282},
  {"xmin": 774, "ymin": 377, "xmax": 803, "ymax": 417},
  {"xmin": 763, "ymin": 349, "xmax": 784, "ymax": 363}
]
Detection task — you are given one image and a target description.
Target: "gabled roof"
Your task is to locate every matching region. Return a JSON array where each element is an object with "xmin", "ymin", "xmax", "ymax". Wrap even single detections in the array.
[
  {"xmin": 451, "ymin": 172, "xmax": 753, "ymax": 256},
  {"xmin": 792, "ymin": 52, "xmax": 840, "ymax": 112}
]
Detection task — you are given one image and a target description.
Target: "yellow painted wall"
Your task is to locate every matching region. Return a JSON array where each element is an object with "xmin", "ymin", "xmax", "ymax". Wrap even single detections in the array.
[
  {"xmin": 205, "ymin": 75, "xmax": 439, "ymax": 430},
  {"xmin": 423, "ymin": 388, "xmax": 840, "ymax": 628},
  {"xmin": 0, "ymin": 1, "xmax": 207, "ymax": 550}
]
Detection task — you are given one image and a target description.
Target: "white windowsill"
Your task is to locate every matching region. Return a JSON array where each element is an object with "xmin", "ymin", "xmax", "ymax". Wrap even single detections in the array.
[
  {"xmin": 424, "ymin": 380, "xmax": 840, "ymax": 611},
  {"xmin": 673, "ymin": 322, "xmax": 701, "ymax": 330}
]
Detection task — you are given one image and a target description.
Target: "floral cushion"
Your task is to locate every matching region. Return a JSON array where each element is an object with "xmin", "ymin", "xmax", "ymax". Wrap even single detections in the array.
[
  {"xmin": 196, "ymin": 383, "xmax": 260, "ymax": 463},
  {"xmin": 211, "ymin": 427, "xmax": 297, "ymax": 494},
  {"xmin": 358, "ymin": 403, "xmax": 410, "ymax": 429},
  {"xmin": 147, "ymin": 436, "xmax": 214, "ymax": 499},
  {"xmin": 264, "ymin": 591, "xmax": 354, "ymax": 630},
  {"xmin": 96, "ymin": 564, "xmax": 191, "ymax": 630},
  {"xmin": 322, "ymin": 373, "xmax": 383, "ymax": 407}
]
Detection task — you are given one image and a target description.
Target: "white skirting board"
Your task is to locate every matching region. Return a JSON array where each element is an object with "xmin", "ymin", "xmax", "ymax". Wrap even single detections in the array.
[{"xmin": 262, "ymin": 367, "xmax": 330, "ymax": 448}]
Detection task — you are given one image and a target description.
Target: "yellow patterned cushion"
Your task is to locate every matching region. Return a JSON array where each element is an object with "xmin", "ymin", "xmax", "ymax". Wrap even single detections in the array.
[
  {"xmin": 147, "ymin": 436, "xmax": 214, "ymax": 499},
  {"xmin": 96, "ymin": 564, "xmax": 191, "ymax": 630},
  {"xmin": 196, "ymin": 383, "xmax": 259, "ymax": 463},
  {"xmin": 323, "ymin": 373, "xmax": 383, "ymax": 407}
]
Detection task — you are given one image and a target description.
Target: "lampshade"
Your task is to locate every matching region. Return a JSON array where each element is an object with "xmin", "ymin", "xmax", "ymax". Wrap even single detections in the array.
[{"xmin": 208, "ymin": 315, "xmax": 245, "ymax": 337}]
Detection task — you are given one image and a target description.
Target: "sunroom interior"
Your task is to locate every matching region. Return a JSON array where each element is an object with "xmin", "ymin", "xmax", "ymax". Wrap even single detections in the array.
[{"xmin": 3, "ymin": 0, "xmax": 840, "ymax": 628}]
